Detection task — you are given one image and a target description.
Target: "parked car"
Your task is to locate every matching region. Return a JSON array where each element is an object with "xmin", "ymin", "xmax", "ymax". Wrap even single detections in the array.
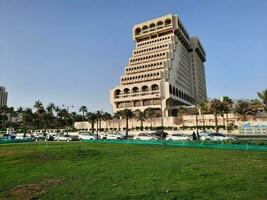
[
  {"xmin": 165, "ymin": 133, "xmax": 192, "ymax": 141},
  {"xmin": 133, "ymin": 133, "xmax": 159, "ymax": 141},
  {"xmin": 106, "ymin": 132, "xmax": 124, "ymax": 140},
  {"xmin": 78, "ymin": 133, "xmax": 96, "ymax": 140},
  {"xmin": 0, "ymin": 134, "xmax": 16, "ymax": 141},
  {"xmin": 34, "ymin": 134, "xmax": 46, "ymax": 141},
  {"xmin": 200, "ymin": 133, "xmax": 238, "ymax": 142},
  {"xmin": 150, "ymin": 130, "xmax": 168, "ymax": 138},
  {"xmin": 99, "ymin": 133, "xmax": 107, "ymax": 139},
  {"xmin": 55, "ymin": 135, "xmax": 72, "ymax": 141},
  {"xmin": 16, "ymin": 134, "xmax": 32, "ymax": 140}
]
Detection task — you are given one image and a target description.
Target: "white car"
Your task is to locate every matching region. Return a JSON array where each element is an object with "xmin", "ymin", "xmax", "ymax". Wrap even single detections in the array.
[
  {"xmin": 106, "ymin": 132, "xmax": 124, "ymax": 140},
  {"xmin": 78, "ymin": 133, "xmax": 96, "ymax": 140},
  {"xmin": 16, "ymin": 134, "xmax": 32, "ymax": 140},
  {"xmin": 165, "ymin": 134, "xmax": 192, "ymax": 141},
  {"xmin": 55, "ymin": 135, "xmax": 72, "ymax": 141},
  {"xmin": 200, "ymin": 133, "xmax": 237, "ymax": 142},
  {"xmin": 133, "ymin": 133, "xmax": 159, "ymax": 141}
]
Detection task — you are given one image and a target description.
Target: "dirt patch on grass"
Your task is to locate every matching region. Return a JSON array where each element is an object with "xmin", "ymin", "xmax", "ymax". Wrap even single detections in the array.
[
  {"xmin": 7, "ymin": 179, "xmax": 61, "ymax": 200},
  {"xmin": 0, "ymin": 151, "xmax": 17, "ymax": 157}
]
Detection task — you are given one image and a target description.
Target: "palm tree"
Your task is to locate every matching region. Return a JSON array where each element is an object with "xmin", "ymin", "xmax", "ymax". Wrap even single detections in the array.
[
  {"xmin": 208, "ymin": 99, "xmax": 223, "ymax": 132},
  {"xmin": 113, "ymin": 112, "xmax": 121, "ymax": 130},
  {"xmin": 144, "ymin": 107, "xmax": 157, "ymax": 130},
  {"xmin": 177, "ymin": 106, "xmax": 188, "ymax": 127},
  {"xmin": 196, "ymin": 101, "xmax": 208, "ymax": 130},
  {"xmin": 221, "ymin": 97, "xmax": 233, "ymax": 132},
  {"xmin": 257, "ymin": 89, "xmax": 267, "ymax": 110},
  {"xmin": 134, "ymin": 109, "xmax": 146, "ymax": 131},
  {"xmin": 119, "ymin": 109, "xmax": 133, "ymax": 139},
  {"xmin": 79, "ymin": 105, "xmax": 88, "ymax": 121},
  {"xmin": 86, "ymin": 112, "xmax": 97, "ymax": 133},
  {"xmin": 46, "ymin": 103, "xmax": 55, "ymax": 116},
  {"xmin": 95, "ymin": 110, "xmax": 103, "ymax": 132},
  {"xmin": 33, "ymin": 100, "xmax": 45, "ymax": 129},
  {"xmin": 102, "ymin": 112, "xmax": 112, "ymax": 132},
  {"xmin": 234, "ymin": 100, "xmax": 255, "ymax": 121},
  {"xmin": 250, "ymin": 99, "xmax": 263, "ymax": 122}
]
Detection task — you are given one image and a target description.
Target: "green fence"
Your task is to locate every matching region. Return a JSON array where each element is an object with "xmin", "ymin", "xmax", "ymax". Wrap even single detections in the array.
[
  {"xmin": 82, "ymin": 139, "xmax": 267, "ymax": 151},
  {"xmin": 0, "ymin": 139, "xmax": 33, "ymax": 145}
]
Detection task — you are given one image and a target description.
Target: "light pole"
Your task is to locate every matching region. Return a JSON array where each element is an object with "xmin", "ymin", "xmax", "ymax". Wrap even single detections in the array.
[{"xmin": 62, "ymin": 104, "xmax": 74, "ymax": 135}]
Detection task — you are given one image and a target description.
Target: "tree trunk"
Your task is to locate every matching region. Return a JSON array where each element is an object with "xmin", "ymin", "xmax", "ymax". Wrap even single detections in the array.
[
  {"xmin": 140, "ymin": 119, "xmax": 143, "ymax": 131},
  {"xmin": 150, "ymin": 118, "xmax": 153, "ymax": 130},
  {"xmin": 105, "ymin": 120, "xmax": 108, "ymax": 132},
  {"xmin": 125, "ymin": 116, "xmax": 128, "ymax": 139},
  {"xmin": 91, "ymin": 121, "xmax": 94, "ymax": 133},
  {"xmin": 226, "ymin": 113, "xmax": 229, "ymax": 133},
  {"xmin": 202, "ymin": 114, "xmax": 205, "ymax": 131},
  {"xmin": 118, "ymin": 118, "xmax": 120, "ymax": 130},
  {"xmin": 214, "ymin": 113, "xmax": 218, "ymax": 132}
]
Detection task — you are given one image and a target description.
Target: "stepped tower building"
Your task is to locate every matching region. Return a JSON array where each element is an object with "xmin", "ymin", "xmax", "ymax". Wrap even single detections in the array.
[{"xmin": 110, "ymin": 14, "xmax": 207, "ymax": 117}]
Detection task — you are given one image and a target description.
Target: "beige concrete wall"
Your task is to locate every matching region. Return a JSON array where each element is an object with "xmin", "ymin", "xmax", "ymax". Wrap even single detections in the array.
[{"xmin": 74, "ymin": 112, "xmax": 267, "ymax": 134}]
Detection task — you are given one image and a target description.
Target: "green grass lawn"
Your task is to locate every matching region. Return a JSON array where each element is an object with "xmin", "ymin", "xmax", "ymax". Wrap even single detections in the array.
[{"xmin": 0, "ymin": 142, "xmax": 267, "ymax": 200}]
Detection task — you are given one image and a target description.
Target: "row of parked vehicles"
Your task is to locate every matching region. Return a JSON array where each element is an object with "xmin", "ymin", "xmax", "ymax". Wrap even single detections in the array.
[{"xmin": 0, "ymin": 131, "xmax": 238, "ymax": 142}]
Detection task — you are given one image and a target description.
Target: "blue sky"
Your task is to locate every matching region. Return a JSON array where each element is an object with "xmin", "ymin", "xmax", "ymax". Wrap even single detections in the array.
[{"xmin": 0, "ymin": 0, "xmax": 266, "ymax": 112}]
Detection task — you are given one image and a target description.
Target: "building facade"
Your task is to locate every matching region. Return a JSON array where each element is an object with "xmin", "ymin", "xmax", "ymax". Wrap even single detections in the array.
[
  {"xmin": 0, "ymin": 86, "xmax": 8, "ymax": 108},
  {"xmin": 110, "ymin": 14, "xmax": 207, "ymax": 117}
]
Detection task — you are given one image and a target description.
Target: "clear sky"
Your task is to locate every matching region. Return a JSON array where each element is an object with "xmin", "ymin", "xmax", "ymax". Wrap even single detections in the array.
[{"xmin": 0, "ymin": 0, "xmax": 266, "ymax": 112}]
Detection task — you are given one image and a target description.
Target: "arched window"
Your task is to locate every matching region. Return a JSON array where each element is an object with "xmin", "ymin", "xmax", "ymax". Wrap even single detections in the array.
[
  {"xmin": 123, "ymin": 88, "xmax": 130, "ymax": 94},
  {"xmin": 149, "ymin": 23, "xmax": 155, "ymax": 29},
  {"xmin": 157, "ymin": 21, "xmax": 163, "ymax": 26},
  {"xmin": 132, "ymin": 87, "xmax": 139, "ymax": 93},
  {"xmin": 142, "ymin": 25, "xmax": 148, "ymax": 31},
  {"xmin": 141, "ymin": 85, "xmax": 149, "ymax": 92},
  {"xmin": 151, "ymin": 84, "xmax": 159, "ymax": 91},
  {"xmin": 135, "ymin": 28, "xmax": 141, "ymax": 35},
  {"xmin": 164, "ymin": 18, "xmax": 172, "ymax": 26},
  {"xmin": 114, "ymin": 89, "xmax": 121, "ymax": 98}
]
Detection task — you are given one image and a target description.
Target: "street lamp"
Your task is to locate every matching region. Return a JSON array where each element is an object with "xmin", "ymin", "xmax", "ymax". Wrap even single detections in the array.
[{"xmin": 62, "ymin": 104, "xmax": 74, "ymax": 135}]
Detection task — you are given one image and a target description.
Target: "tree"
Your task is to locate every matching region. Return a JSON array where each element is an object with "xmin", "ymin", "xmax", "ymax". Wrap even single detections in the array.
[
  {"xmin": 250, "ymin": 99, "xmax": 263, "ymax": 122},
  {"xmin": 102, "ymin": 112, "xmax": 112, "ymax": 132},
  {"xmin": 134, "ymin": 110, "xmax": 146, "ymax": 131},
  {"xmin": 95, "ymin": 110, "xmax": 104, "ymax": 132},
  {"xmin": 86, "ymin": 112, "xmax": 97, "ymax": 133},
  {"xmin": 208, "ymin": 99, "xmax": 223, "ymax": 132},
  {"xmin": 119, "ymin": 109, "xmax": 133, "ymax": 139},
  {"xmin": 19, "ymin": 108, "xmax": 34, "ymax": 136},
  {"xmin": 196, "ymin": 101, "xmax": 208, "ymax": 130},
  {"xmin": 144, "ymin": 107, "xmax": 157, "ymax": 130},
  {"xmin": 234, "ymin": 100, "xmax": 255, "ymax": 121},
  {"xmin": 79, "ymin": 105, "xmax": 88, "ymax": 121},
  {"xmin": 46, "ymin": 103, "xmax": 55, "ymax": 116},
  {"xmin": 113, "ymin": 112, "xmax": 121, "ymax": 130},
  {"xmin": 257, "ymin": 89, "xmax": 267, "ymax": 110},
  {"xmin": 33, "ymin": 100, "xmax": 45, "ymax": 129},
  {"xmin": 221, "ymin": 97, "xmax": 233, "ymax": 132}
]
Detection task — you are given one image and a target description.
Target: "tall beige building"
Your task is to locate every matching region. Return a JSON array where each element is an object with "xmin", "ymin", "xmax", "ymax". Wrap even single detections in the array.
[
  {"xmin": 0, "ymin": 86, "xmax": 8, "ymax": 108},
  {"xmin": 110, "ymin": 14, "xmax": 207, "ymax": 117}
]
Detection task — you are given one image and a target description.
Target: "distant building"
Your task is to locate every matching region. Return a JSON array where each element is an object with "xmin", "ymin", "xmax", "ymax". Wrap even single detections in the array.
[
  {"xmin": 110, "ymin": 14, "xmax": 207, "ymax": 117},
  {"xmin": 0, "ymin": 86, "xmax": 8, "ymax": 108}
]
